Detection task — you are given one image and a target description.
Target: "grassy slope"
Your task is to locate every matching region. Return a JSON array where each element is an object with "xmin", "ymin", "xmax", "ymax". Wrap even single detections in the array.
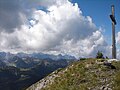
[{"xmin": 27, "ymin": 59, "xmax": 120, "ymax": 90}]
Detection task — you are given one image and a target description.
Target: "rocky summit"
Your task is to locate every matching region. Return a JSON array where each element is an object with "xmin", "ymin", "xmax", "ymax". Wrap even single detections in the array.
[{"xmin": 26, "ymin": 59, "xmax": 120, "ymax": 90}]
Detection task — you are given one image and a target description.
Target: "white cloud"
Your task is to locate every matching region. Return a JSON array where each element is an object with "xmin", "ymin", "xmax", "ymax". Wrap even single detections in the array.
[
  {"xmin": 116, "ymin": 32, "xmax": 120, "ymax": 59},
  {"xmin": 26, "ymin": 0, "xmax": 69, "ymax": 7},
  {"xmin": 116, "ymin": 32, "xmax": 120, "ymax": 44},
  {"xmin": 0, "ymin": 0, "xmax": 111, "ymax": 58},
  {"xmin": 56, "ymin": 30, "xmax": 110, "ymax": 58}
]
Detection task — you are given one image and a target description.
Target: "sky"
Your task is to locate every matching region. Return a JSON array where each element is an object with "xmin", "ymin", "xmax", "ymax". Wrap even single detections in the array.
[
  {"xmin": 0, "ymin": 0, "xmax": 120, "ymax": 59},
  {"xmin": 72, "ymin": 0, "xmax": 120, "ymax": 43}
]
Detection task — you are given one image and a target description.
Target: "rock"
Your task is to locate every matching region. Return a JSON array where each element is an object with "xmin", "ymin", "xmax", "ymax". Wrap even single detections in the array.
[
  {"xmin": 100, "ymin": 86, "xmax": 112, "ymax": 90},
  {"xmin": 103, "ymin": 61, "xmax": 116, "ymax": 69}
]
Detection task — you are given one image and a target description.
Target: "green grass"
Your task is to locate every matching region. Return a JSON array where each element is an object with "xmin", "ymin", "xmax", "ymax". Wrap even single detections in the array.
[{"xmin": 28, "ymin": 59, "xmax": 120, "ymax": 90}]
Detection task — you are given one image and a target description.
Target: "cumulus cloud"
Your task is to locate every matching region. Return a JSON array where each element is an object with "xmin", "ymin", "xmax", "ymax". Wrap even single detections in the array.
[
  {"xmin": 26, "ymin": 0, "xmax": 69, "ymax": 7},
  {"xmin": 54, "ymin": 30, "xmax": 110, "ymax": 58},
  {"xmin": 0, "ymin": 0, "xmax": 70, "ymax": 33},
  {"xmin": 116, "ymin": 32, "xmax": 120, "ymax": 44},
  {"xmin": 0, "ymin": 0, "xmax": 110, "ymax": 58},
  {"xmin": 0, "ymin": 0, "xmax": 26, "ymax": 33},
  {"xmin": 116, "ymin": 32, "xmax": 120, "ymax": 58}
]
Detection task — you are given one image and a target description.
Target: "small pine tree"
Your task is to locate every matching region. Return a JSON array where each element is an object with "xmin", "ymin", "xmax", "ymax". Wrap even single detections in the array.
[
  {"xmin": 96, "ymin": 51, "xmax": 104, "ymax": 59},
  {"xmin": 106, "ymin": 56, "xmax": 109, "ymax": 59}
]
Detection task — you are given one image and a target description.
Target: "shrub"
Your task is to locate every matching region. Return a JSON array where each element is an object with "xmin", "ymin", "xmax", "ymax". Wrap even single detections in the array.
[
  {"xmin": 80, "ymin": 58, "xmax": 86, "ymax": 60},
  {"xmin": 96, "ymin": 51, "xmax": 104, "ymax": 59}
]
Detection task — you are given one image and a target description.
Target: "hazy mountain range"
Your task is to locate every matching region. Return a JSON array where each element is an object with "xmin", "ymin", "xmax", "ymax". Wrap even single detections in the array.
[
  {"xmin": 0, "ymin": 52, "xmax": 76, "ymax": 90},
  {"xmin": 0, "ymin": 52, "xmax": 76, "ymax": 67}
]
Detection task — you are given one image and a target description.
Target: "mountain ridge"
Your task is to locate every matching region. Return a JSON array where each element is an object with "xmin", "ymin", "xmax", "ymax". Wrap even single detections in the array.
[{"xmin": 26, "ymin": 59, "xmax": 120, "ymax": 90}]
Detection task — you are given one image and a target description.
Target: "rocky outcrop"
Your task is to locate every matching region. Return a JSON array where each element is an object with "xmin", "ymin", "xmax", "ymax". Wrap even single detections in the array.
[{"xmin": 26, "ymin": 69, "xmax": 61, "ymax": 90}]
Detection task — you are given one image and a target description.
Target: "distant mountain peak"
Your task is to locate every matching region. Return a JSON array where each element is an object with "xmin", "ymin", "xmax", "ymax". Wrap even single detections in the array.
[{"xmin": 0, "ymin": 52, "xmax": 76, "ymax": 61}]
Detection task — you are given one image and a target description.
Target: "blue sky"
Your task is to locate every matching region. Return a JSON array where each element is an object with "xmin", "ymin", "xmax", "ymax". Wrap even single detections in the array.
[{"xmin": 72, "ymin": 0, "xmax": 120, "ymax": 44}]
